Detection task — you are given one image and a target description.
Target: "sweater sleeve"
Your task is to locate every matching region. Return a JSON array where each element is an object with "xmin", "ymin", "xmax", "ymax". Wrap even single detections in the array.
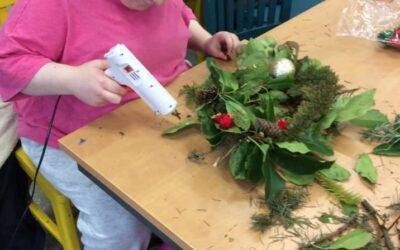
[
  {"xmin": 0, "ymin": 0, "xmax": 68, "ymax": 101},
  {"xmin": 176, "ymin": 0, "xmax": 197, "ymax": 26}
]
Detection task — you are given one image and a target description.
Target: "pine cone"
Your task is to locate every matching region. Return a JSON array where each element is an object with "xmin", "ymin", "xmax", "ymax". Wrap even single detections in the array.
[
  {"xmin": 254, "ymin": 118, "xmax": 282, "ymax": 138},
  {"xmin": 197, "ymin": 85, "xmax": 218, "ymax": 104}
]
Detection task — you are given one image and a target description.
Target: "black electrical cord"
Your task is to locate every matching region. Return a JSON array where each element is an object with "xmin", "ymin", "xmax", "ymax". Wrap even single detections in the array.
[{"xmin": 6, "ymin": 95, "xmax": 61, "ymax": 250}]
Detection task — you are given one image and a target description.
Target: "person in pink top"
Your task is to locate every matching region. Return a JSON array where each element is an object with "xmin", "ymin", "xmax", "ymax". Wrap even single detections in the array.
[{"xmin": 0, "ymin": 0, "xmax": 240, "ymax": 249}]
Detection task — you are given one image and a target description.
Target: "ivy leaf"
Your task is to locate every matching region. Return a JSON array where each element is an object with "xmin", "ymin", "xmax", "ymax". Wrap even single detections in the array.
[
  {"xmin": 325, "ymin": 229, "xmax": 372, "ymax": 249},
  {"xmin": 355, "ymin": 154, "xmax": 377, "ymax": 184},
  {"xmin": 298, "ymin": 128, "xmax": 334, "ymax": 156},
  {"xmin": 280, "ymin": 168, "xmax": 314, "ymax": 186},
  {"xmin": 335, "ymin": 90, "xmax": 376, "ymax": 122},
  {"xmin": 276, "ymin": 141, "xmax": 311, "ymax": 154},
  {"xmin": 262, "ymin": 157, "xmax": 285, "ymax": 203},
  {"xmin": 373, "ymin": 143, "xmax": 400, "ymax": 156},
  {"xmin": 225, "ymin": 99, "xmax": 255, "ymax": 131},
  {"xmin": 229, "ymin": 141, "xmax": 253, "ymax": 180},
  {"xmin": 271, "ymin": 148, "xmax": 333, "ymax": 175},
  {"xmin": 162, "ymin": 118, "xmax": 199, "ymax": 135},
  {"xmin": 320, "ymin": 163, "xmax": 351, "ymax": 182},
  {"xmin": 350, "ymin": 109, "xmax": 389, "ymax": 129}
]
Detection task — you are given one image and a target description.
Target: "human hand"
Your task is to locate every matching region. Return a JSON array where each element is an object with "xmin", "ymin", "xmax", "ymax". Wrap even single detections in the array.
[
  {"xmin": 203, "ymin": 31, "xmax": 240, "ymax": 60},
  {"xmin": 69, "ymin": 60, "xmax": 127, "ymax": 107}
]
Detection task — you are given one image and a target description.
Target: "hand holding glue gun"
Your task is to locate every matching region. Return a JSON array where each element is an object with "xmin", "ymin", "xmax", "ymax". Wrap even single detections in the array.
[{"xmin": 104, "ymin": 44, "xmax": 177, "ymax": 115}]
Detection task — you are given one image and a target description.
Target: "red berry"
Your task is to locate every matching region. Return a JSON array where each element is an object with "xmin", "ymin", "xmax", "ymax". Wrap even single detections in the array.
[
  {"xmin": 213, "ymin": 113, "xmax": 235, "ymax": 129},
  {"xmin": 277, "ymin": 118, "xmax": 288, "ymax": 130}
]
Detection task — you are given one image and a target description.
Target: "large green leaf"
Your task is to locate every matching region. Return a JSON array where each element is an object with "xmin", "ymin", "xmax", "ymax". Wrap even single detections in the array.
[
  {"xmin": 197, "ymin": 105, "xmax": 223, "ymax": 145},
  {"xmin": 229, "ymin": 141, "xmax": 253, "ymax": 180},
  {"xmin": 373, "ymin": 143, "xmax": 400, "ymax": 156},
  {"xmin": 268, "ymin": 90, "xmax": 289, "ymax": 103},
  {"xmin": 280, "ymin": 168, "xmax": 314, "ymax": 186},
  {"xmin": 262, "ymin": 157, "xmax": 285, "ymax": 203},
  {"xmin": 298, "ymin": 128, "xmax": 334, "ymax": 156},
  {"xmin": 325, "ymin": 229, "xmax": 372, "ymax": 249},
  {"xmin": 267, "ymin": 75, "xmax": 294, "ymax": 90},
  {"xmin": 320, "ymin": 163, "xmax": 351, "ymax": 182},
  {"xmin": 318, "ymin": 97, "xmax": 351, "ymax": 130},
  {"xmin": 335, "ymin": 90, "xmax": 376, "ymax": 122},
  {"xmin": 259, "ymin": 94, "xmax": 275, "ymax": 121},
  {"xmin": 244, "ymin": 144, "xmax": 264, "ymax": 184},
  {"xmin": 162, "ymin": 118, "xmax": 199, "ymax": 135},
  {"xmin": 206, "ymin": 58, "xmax": 239, "ymax": 92},
  {"xmin": 225, "ymin": 99, "xmax": 255, "ymax": 131},
  {"xmin": 271, "ymin": 148, "xmax": 333, "ymax": 175},
  {"xmin": 237, "ymin": 38, "xmax": 276, "ymax": 69},
  {"xmin": 355, "ymin": 154, "xmax": 377, "ymax": 184},
  {"xmin": 276, "ymin": 141, "xmax": 311, "ymax": 154},
  {"xmin": 350, "ymin": 109, "xmax": 389, "ymax": 128}
]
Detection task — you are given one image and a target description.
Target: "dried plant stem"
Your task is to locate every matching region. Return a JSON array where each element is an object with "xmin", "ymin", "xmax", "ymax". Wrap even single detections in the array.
[
  {"xmin": 361, "ymin": 200, "xmax": 395, "ymax": 250},
  {"xmin": 212, "ymin": 143, "xmax": 238, "ymax": 167},
  {"xmin": 300, "ymin": 216, "xmax": 357, "ymax": 249},
  {"xmin": 387, "ymin": 214, "xmax": 400, "ymax": 231}
]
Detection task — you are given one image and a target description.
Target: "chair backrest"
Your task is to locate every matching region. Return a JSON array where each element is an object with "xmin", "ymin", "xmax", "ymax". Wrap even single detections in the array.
[
  {"xmin": 203, "ymin": 0, "xmax": 292, "ymax": 39},
  {"xmin": 0, "ymin": 0, "xmax": 14, "ymax": 25}
]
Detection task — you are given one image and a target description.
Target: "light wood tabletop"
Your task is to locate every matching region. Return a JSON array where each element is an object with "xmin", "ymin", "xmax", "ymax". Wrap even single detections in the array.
[{"xmin": 59, "ymin": 0, "xmax": 400, "ymax": 248}]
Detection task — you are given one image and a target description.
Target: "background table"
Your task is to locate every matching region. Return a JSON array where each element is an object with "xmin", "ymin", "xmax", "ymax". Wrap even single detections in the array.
[{"xmin": 60, "ymin": 0, "xmax": 400, "ymax": 248}]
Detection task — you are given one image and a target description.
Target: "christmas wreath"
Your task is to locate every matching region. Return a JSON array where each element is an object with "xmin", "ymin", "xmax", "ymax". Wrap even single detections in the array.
[{"xmin": 163, "ymin": 38, "xmax": 393, "ymax": 238}]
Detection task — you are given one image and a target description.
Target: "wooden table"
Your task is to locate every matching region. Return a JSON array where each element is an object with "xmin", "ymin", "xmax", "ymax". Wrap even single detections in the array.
[{"xmin": 60, "ymin": 0, "xmax": 400, "ymax": 248}]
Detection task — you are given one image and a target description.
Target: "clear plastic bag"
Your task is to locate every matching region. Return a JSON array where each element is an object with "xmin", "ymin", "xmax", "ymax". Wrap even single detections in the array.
[{"xmin": 337, "ymin": 0, "xmax": 400, "ymax": 48}]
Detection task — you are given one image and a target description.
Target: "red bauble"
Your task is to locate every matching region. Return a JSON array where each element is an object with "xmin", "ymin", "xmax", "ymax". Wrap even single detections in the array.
[
  {"xmin": 277, "ymin": 118, "xmax": 288, "ymax": 130},
  {"xmin": 213, "ymin": 113, "xmax": 235, "ymax": 129}
]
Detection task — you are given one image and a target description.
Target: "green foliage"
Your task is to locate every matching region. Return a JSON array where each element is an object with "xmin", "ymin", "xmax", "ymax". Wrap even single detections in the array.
[
  {"xmin": 279, "ymin": 168, "xmax": 315, "ymax": 186},
  {"xmin": 275, "ymin": 141, "xmax": 311, "ymax": 154},
  {"xmin": 324, "ymin": 229, "xmax": 372, "ymax": 250},
  {"xmin": 206, "ymin": 58, "xmax": 239, "ymax": 92},
  {"xmin": 341, "ymin": 201, "xmax": 359, "ymax": 216},
  {"xmin": 225, "ymin": 98, "xmax": 255, "ymax": 131},
  {"xmin": 262, "ymin": 158, "xmax": 285, "ymax": 203},
  {"xmin": 350, "ymin": 109, "xmax": 389, "ymax": 129},
  {"xmin": 162, "ymin": 118, "xmax": 199, "ymax": 135},
  {"xmin": 237, "ymin": 38, "xmax": 276, "ymax": 69},
  {"xmin": 251, "ymin": 213, "xmax": 274, "ymax": 232},
  {"xmin": 320, "ymin": 163, "xmax": 351, "ymax": 182},
  {"xmin": 355, "ymin": 154, "xmax": 377, "ymax": 184},
  {"xmin": 373, "ymin": 143, "xmax": 400, "ymax": 156},
  {"xmin": 298, "ymin": 128, "xmax": 334, "ymax": 156},
  {"xmin": 315, "ymin": 172, "xmax": 362, "ymax": 205},
  {"xmin": 197, "ymin": 105, "xmax": 223, "ymax": 145},
  {"xmin": 271, "ymin": 148, "xmax": 333, "ymax": 175}
]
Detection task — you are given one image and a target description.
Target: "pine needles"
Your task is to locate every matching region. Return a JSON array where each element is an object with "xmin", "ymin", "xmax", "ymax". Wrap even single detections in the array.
[
  {"xmin": 362, "ymin": 115, "xmax": 400, "ymax": 146},
  {"xmin": 315, "ymin": 172, "xmax": 362, "ymax": 206}
]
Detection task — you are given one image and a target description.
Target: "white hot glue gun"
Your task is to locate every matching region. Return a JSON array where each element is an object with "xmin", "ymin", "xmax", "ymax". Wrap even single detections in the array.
[{"xmin": 104, "ymin": 44, "xmax": 177, "ymax": 115}]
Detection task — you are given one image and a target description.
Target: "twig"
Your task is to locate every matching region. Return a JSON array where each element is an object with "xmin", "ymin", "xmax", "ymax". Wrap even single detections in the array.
[
  {"xmin": 212, "ymin": 143, "xmax": 238, "ymax": 167},
  {"xmin": 387, "ymin": 214, "xmax": 400, "ymax": 231},
  {"xmin": 361, "ymin": 200, "xmax": 395, "ymax": 250},
  {"xmin": 300, "ymin": 216, "xmax": 357, "ymax": 249}
]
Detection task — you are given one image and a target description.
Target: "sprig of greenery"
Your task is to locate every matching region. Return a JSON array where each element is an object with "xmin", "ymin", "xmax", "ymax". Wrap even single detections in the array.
[{"xmin": 362, "ymin": 115, "xmax": 400, "ymax": 146}]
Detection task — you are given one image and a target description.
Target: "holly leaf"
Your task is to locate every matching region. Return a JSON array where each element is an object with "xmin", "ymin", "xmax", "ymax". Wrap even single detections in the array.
[
  {"xmin": 276, "ymin": 141, "xmax": 311, "ymax": 154},
  {"xmin": 355, "ymin": 154, "xmax": 377, "ymax": 184},
  {"xmin": 373, "ymin": 143, "xmax": 400, "ymax": 156},
  {"xmin": 325, "ymin": 229, "xmax": 372, "ymax": 249},
  {"xmin": 335, "ymin": 90, "xmax": 376, "ymax": 122},
  {"xmin": 262, "ymin": 157, "xmax": 285, "ymax": 203},
  {"xmin": 162, "ymin": 118, "xmax": 199, "ymax": 135},
  {"xmin": 229, "ymin": 141, "xmax": 253, "ymax": 180},
  {"xmin": 225, "ymin": 99, "xmax": 255, "ymax": 131},
  {"xmin": 280, "ymin": 168, "xmax": 314, "ymax": 186},
  {"xmin": 298, "ymin": 128, "xmax": 334, "ymax": 156},
  {"xmin": 271, "ymin": 148, "xmax": 333, "ymax": 175},
  {"xmin": 320, "ymin": 163, "xmax": 351, "ymax": 182},
  {"xmin": 350, "ymin": 109, "xmax": 389, "ymax": 129}
]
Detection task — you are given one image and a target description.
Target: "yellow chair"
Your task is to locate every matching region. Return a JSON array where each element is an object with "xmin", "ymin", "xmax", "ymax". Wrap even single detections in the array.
[
  {"xmin": 0, "ymin": 1, "xmax": 81, "ymax": 249},
  {"xmin": 15, "ymin": 148, "xmax": 81, "ymax": 250}
]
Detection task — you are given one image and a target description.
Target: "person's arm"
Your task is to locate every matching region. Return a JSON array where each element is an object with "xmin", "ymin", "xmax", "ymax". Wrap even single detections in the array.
[
  {"xmin": 0, "ymin": 0, "xmax": 125, "ymax": 106},
  {"xmin": 188, "ymin": 20, "xmax": 241, "ymax": 60},
  {"xmin": 25, "ymin": 61, "xmax": 126, "ymax": 106}
]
